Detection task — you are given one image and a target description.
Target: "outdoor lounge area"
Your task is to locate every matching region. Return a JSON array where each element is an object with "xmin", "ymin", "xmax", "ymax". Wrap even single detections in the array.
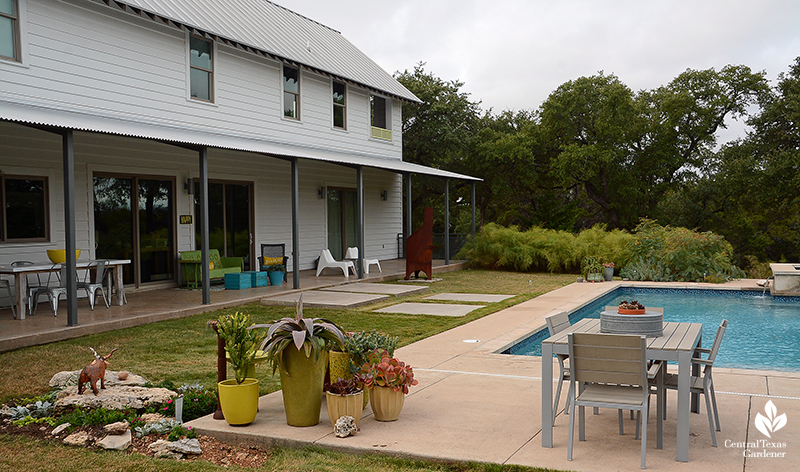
[{"xmin": 184, "ymin": 278, "xmax": 800, "ymax": 472}]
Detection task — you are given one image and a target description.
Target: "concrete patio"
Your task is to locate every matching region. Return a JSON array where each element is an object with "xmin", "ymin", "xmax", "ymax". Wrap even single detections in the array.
[{"xmin": 189, "ymin": 279, "xmax": 800, "ymax": 472}]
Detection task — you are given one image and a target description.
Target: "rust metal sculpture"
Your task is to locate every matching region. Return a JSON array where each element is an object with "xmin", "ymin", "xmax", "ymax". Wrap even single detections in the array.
[
  {"xmin": 78, "ymin": 347, "xmax": 118, "ymax": 395},
  {"xmin": 405, "ymin": 207, "xmax": 434, "ymax": 280}
]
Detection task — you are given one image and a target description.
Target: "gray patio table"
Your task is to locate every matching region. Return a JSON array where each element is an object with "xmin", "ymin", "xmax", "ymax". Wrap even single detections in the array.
[
  {"xmin": 0, "ymin": 259, "xmax": 131, "ymax": 319},
  {"xmin": 541, "ymin": 317, "xmax": 703, "ymax": 462}
]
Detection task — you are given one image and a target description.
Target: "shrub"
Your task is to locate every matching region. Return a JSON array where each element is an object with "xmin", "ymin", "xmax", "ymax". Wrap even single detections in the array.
[
  {"xmin": 625, "ymin": 219, "xmax": 745, "ymax": 282},
  {"xmin": 157, "ymin": 383, "xmax": 218, "ymax": 422}
]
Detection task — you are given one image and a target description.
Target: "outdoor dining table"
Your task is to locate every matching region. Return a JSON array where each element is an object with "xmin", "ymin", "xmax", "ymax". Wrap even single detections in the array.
[
  {"xmin": 0, "ymin": 259, "xmax": 131, "ymax": 319},
  {"xmin": 541, "ymin": 317, "xmax": 703, "ymax": 462}
]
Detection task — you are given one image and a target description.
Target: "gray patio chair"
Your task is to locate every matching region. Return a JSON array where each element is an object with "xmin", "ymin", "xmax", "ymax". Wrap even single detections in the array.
[
  {"xmin": 260, "ymin": 243, "xmax": 288, "ymax": 282},
  {"xmin": 663, "ymin": 319, "xmax": 728, "ymax": 447},
  {"xmin": 545, "ymin": 311, "xmax": 571, "ymax": 425},
  {"xmin": 567, "ymin": 332, "xmax": 663, "ymax": 469},
  {"xmin": 0, "ymin": 278, "xmax": 15, "ymax": 319},
  {"xmin": 13, "ymin": 260, "xmax": 53, "ymax": 317},
  {"xmin": 76, "ymin": 260, "xmax": 110, "ymax": 310}
]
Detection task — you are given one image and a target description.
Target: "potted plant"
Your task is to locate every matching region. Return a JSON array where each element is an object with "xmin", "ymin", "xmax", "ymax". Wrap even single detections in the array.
[
  {"xmin": 603, "ymin": 262, "xmax": 615, "ymax": 281},
  {"xmin": 251, "ymin": 294, "xmax": 345, "ymax": 426},
  {"xmin": 341, "ymin": 330, "xmax": 399, "ymax": 408},
  {"xmin": 324, "ymin": 374, "xmax": 370, "ymax": 428},
  {"xmin": 581, "ymin": 256, "xmax": 604, "ymax": 282},
  {"xmin": 360, "ymin": 348, "xmax": 418, "ymax": 421},
  {"xmin": 266, "ymin": 264, "xmax": 286, "ymax": 286},
  {"xmin": 212, "ymin": 312, "xmax": 261, "ymax": 425}
]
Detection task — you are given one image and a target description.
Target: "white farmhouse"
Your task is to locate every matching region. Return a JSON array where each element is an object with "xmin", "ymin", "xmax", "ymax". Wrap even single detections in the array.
[{"xmin": 0, "ymin": 0, "xmax": 478, "ymax": 322}]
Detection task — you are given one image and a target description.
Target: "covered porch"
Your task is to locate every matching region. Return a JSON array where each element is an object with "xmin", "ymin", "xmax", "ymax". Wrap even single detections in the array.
[{"xmin": 0, "ymin": 258, "xmax": 466, "ymax": 353}]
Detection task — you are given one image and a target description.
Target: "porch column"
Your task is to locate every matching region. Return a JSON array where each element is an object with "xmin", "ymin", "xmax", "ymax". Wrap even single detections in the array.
[
  {"xmin": 356, "ymin": 166, "xmax": 364, "ymax": 279},
  {"xmin": 444, "ymin": 178, "xmax": 450, "ymax": 265},
  {"xmin": 291, "ymin": 158, "xmax": 300, "ymax": 289},
  {"xmin": 62, "ymin": 129, "xmax": 79, "ymax": 326},
  {"xmin": 199, "ymin": 147, "xmax": 210, "ymax": 304},
  {"xmin": 405, "ymin": 173, "xmax": 412, "ymax": 254},
  {"xmin": 471, "ymin": 182, "xmax": 476, "ymax": 237}
]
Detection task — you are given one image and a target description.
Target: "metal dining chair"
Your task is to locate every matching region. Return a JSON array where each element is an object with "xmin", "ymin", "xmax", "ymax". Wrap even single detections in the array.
[
  {"xmin": 663, "ymin": 319, "xmax": 728, "ymax": 447},
  {"xmin": 76, "ymin": 260, "xmax": 110, "ymax": 310},
  {"xmin": 11, "ymin": 261, "xmax": 51, "ymax": 317},
  {"xmin": 31, "ymin": 264, "xmax": 69, "ymax": 317}
]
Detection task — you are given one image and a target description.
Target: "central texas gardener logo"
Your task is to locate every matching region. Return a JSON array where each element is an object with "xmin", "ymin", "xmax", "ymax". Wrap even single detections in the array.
[{"xmin": 755, "ymin": 400, "xmax": 787, "ymax": 438}]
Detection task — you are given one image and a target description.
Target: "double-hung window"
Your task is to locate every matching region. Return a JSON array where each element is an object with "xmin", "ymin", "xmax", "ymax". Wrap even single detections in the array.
[
  {"xmin": 370, "ymin": 95, "xmax": 392, "ymax": 141},
  {"xmin": 189, "ymin": 36, "xmax": 213, "ymax": 101},
  {"xmin": 283, "ymin": 65, "xmax": 300, "ymax": 119},
  {"xmin": 1, "ymin": 175, "xmax": 49, "ymax": 242},
  {"xmin": 332, "ymin": 81, "xmax": 346, "ymax": 129},
  {"xmin": 0, "ymin": 0, "xmax": 20, "ymax": 62}
]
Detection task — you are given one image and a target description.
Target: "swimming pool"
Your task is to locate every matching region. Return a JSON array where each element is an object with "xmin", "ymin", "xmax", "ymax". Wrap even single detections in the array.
[{"xmin": 502, "ymin": 287, "xmax": 800, "ymax": 372}]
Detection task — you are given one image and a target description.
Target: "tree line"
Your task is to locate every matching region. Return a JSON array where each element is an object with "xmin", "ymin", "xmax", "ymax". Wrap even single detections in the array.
[{"xmin": 396, "ymin": 58, "xmax": 800, "ymax": 268}]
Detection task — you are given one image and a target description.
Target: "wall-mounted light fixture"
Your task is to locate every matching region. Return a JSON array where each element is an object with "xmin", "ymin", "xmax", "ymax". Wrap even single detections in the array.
[
  {"xmin": 318, "ymin": 186, "xmax": 326, "ymax": 199},
  {"xmin": 184, "ymin": 178, "xmax": 194, "ymax": 195},
  {"xmin": 380, "ymin": 190, "xmax": 388, "ymax": 201}
]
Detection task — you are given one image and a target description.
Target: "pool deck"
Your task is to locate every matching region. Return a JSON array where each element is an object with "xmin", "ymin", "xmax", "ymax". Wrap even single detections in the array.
[{"xmin": 189, "ymin": 279, "xmax": 800, "ymax": 471}]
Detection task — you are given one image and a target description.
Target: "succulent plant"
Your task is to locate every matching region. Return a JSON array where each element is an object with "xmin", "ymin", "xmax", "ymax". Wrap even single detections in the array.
[{"xmin": 359, "ymin": 348, "xmax": 419, "ymax": 394}]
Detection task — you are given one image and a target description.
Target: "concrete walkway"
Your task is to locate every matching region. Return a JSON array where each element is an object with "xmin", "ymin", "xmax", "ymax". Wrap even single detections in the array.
[{"xmin": 189, "ymin": 280, "xmax": 800, "ymax": 472}]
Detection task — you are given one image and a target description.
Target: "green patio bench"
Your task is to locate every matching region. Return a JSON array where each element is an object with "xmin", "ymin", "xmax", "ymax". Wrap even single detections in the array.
[{"xmin": 179, "ymin": 249, "xmax": 243, "ymax": 288}]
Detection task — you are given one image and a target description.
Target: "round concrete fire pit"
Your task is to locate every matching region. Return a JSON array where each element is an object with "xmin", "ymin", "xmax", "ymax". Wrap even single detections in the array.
[{"xmin": 600, "ymin": 310, "xmax": 663, "ymax": 337}]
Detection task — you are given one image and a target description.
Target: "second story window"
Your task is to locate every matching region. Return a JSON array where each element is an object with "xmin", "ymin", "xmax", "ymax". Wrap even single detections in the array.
[
  {"xmin": 283, "ymin": 65, "xmax": 300, "ymax": 119},
  {"xmin": 189, "ymin": 36, "xmax": 213, "ymax": 101},
  {"xmin": 332, "ymin": 81, "xmax": 346, "ymax": 129},
  {"xmin": 370, "ymin": 95, "xmax": 392, "ymax": 141},
  {"xmin": 0, "ymin": 0, "xmax": 20, "ymax": 62}
]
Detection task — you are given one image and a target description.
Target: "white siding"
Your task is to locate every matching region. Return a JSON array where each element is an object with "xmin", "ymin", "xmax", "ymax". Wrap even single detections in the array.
[
  {"xmin": 0, "ymin": 122, "xmax": 403, "ymax": 274},
  {"xmin": 0, "ymin": 0, "xmax": 404, "ymax": 160}
]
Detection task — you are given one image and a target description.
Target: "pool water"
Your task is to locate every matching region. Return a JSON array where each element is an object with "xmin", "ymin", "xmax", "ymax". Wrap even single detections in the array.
[{"xmin": 503, "ymin": 287, "xmax": 800, "ymax": 372}]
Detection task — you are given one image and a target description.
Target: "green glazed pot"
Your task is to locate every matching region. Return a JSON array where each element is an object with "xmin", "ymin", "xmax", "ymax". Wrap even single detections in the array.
[
  {"xmin": 279, "ymin": 347, "xmax": 328, "ymax": 426},
  {"xmin": 328, "ymin": 350, "xmax": 352, "ymax": 383}
]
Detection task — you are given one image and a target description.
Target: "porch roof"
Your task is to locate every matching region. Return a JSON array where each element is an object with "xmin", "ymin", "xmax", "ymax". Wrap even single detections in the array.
[{"xmin": 0, "ymin": 100, "xmax": 481, "ymax": 182}]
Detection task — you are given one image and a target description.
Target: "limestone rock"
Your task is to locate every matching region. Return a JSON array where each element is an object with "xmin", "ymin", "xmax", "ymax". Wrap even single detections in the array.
[
  {"xmin": 63, "ymin": 431, "xmax": 92, "ymax": 446},
  {"xmin": 54, "ymin": 386, "xmax": 176, "ymax": 414},
  {"xmin": 168, "ymin": 438, "xmax": 202, "ymax": 455},
  {"xmin": 97, "ymin": 430, "xmax": 131, "ymax": 450},
  {"xmin": 104, "ymin": 420, "xmax": 129, "ymax": 435},
  {"xmin": 149, "ymin": 439, "xmax": 183, "ymax": 460},
  {"xmin": 49, "ymin": 370, "xmax": 146, "ymax": 389},
  {"xmin": 140, "ymin": 413, "xmax": 166, "ymax": 424},
  {"xmin": 51, "ymin": 423, "xmax": 70, "ymax": 436},
  {"xmin": 333, "ymin": 415, "xmax": 358, "ymax": 438}
]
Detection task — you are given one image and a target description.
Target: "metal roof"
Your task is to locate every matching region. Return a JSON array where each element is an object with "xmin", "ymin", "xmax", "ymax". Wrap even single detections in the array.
[
  {"xmin": 101, "ymin": 0, "xmax": 420, "ymax": 103},
  {"xmin": 0, "ymin": 101, "xmax": 480, "ymax": 181}
]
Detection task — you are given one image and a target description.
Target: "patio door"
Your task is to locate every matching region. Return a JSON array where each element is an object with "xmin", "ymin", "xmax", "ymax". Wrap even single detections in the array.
[
  {"xmin": 327, "ymin": 188, "xmax": 357, "ymax": 260},
  {"xmin": 93, "ymin": 175, "xmax": 175, "ymax": 286},
  {"xmin": 193, "ymin": 181, "xmax": 253, "ymax": 271}
]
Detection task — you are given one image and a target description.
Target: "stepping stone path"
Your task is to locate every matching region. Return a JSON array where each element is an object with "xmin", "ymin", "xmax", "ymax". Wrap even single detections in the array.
[
  {"xmin": 374, "ymin": 302, "xmax": 484, "ymax": 317},
  {"xmin": 424, "ymin": 293, "xmax": 515, "ymax": 303}
]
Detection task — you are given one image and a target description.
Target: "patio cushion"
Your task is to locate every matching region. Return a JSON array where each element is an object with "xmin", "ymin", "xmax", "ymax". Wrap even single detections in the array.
[
  {"xmin": 262, "ymin": 256, "xmax": 283, "ymax": 267},
  {"xmin": 179, "ymin": 249, "xmax": 243, "ymax": 288}
]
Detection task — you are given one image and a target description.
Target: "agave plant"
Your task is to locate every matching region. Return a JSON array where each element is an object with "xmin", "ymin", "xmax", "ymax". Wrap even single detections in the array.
[{"xmin": 250, "ymin": 294, "xmax": 345, "ymax": 374}]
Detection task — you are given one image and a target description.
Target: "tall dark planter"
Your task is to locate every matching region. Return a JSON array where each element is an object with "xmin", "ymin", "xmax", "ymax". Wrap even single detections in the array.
[{"xmin": 279, "ymin": 347, "xmax": 328, "ymax": 426}]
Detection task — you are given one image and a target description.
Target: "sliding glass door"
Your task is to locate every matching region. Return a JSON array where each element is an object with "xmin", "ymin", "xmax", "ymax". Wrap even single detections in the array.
[
  {"xmin": 327, "ymin": 188, "xmax": 357, "ymax": 260},
  {"xmin": 93, "ymin": 175, "xmax": 175, "ymax": 286},
  {"xmin": 194, "ymin": 181, "xmax": 253, "ymax": 270}
]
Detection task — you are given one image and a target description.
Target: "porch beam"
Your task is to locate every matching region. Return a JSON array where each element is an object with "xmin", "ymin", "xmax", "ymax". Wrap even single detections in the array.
[
  {"xmin": 291, "ymin": 158, "xmax": 300, "ymax": 289},
  {"xmin": 444, "ymin": 178, "xmax": 450, "ymax": 265},
  {"xmin": 356, "ymin": 166, "xmax": 364, "ymax": 279},
  {"xmin": 61, "ymin": 129, "xmax": 79, "ymax": 326},
  {"xmin": 199, "ymin": 147, "xmax": 210, "ymax": 304}
]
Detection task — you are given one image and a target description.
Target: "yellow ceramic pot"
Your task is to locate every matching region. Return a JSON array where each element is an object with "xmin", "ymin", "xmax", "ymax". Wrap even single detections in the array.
[
  {"xmin": 217, "ymin": 378, "xmax": 259, "ymax": 425},
  {"xmin": 47, "ymin": 249, "xmax": 81, "ymax": 264},
  {"xmin": 328, "ymin": 350, "xmax": 352, "ymax": 383}
]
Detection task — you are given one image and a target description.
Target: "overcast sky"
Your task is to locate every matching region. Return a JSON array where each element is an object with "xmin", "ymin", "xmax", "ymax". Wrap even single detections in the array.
[{"xmin": 282, "ymin": 0, "xmax": 800, "ymax": 142}]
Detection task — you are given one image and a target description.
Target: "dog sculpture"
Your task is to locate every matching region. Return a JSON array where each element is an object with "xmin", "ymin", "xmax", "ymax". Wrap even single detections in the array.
[{"xmin": 77, "ymin": 347, "xmax": 118, "ymax": 395}]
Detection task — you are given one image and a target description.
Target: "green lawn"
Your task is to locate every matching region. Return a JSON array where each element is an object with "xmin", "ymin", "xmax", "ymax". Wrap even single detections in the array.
[{"xmin": 0, "ymin": 270, "xmax": 574, "ymax": 472}]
